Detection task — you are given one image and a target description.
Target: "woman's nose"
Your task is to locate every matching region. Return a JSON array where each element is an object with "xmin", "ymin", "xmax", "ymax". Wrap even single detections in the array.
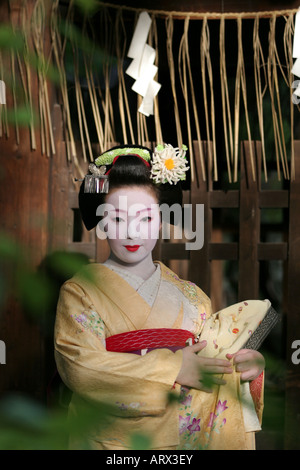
[{"xmin": 127, "ymin": 220, "xmax": 141, "ymax": 239}]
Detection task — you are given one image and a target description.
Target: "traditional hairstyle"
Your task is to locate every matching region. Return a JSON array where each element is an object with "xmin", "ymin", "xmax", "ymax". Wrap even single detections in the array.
[{"xmin": 79, "ymin": 144, "xmax": 189, "ymax": 230}]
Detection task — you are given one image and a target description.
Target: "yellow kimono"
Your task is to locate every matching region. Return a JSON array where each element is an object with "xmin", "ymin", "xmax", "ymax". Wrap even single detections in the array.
[{"xmin": 54, "ymin": 261, "xmax": 269, "ymax": 450}]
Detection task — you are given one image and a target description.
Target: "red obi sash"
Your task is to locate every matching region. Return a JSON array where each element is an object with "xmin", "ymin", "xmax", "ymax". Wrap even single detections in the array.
[
  {"xmin": 106, "ymin": 328, "xmax": 195, "ymax": 355},
  {"xmin": 106, "ymin": 328, "xmax": 263, "ymax": 413}
]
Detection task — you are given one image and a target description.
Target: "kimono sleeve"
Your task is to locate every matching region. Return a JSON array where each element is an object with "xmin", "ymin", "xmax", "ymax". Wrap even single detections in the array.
[{"xmin": 54, "ymin": 281, "xmax": 183, "ymax": 416}]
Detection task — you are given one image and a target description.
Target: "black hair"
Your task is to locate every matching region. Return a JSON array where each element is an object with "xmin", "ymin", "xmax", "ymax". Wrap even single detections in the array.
[
  {"xmin": 79, "ymin": 147, "xmax": 183, "ymax": 230},
  {"xmin": 108, "ymin": 154, "xmax": 158, "ymax": 195}
]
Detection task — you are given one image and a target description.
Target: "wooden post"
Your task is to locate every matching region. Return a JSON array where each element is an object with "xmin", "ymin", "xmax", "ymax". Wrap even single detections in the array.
[
  {"xmin": 48, "ymin": 104, "xmax": 71, "ymax": 252},
  {"xmin": 189, "ymin": 141, "xmax": 212, "ymax": 296},
  {"xmin": 238, "ymin": 141, "xmax": 260, "ymax": 301},
  {"xmin": 285, "ymin": 141, "xmax": 300, "ymax": 450}
]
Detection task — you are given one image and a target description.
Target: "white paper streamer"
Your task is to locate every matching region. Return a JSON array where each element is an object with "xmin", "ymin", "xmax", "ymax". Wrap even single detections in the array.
[
  {"xmin": 127, "ymin": 12, "xmax": 152, "ymax": 60},
  {"xmin": 138, "ymin": 80, "xmax": 161, "ymax": 116},
  {"xmin": 293, "ymin": 10, "xmax": 300, "ymax": 58},
  {"xmin": 293, "ymin": 81, "xmax": 300, "ymax": 97},
  {"xmin": 292, "ymin": 10, "xmax": 300, "ymax": 104},
  {"xmin": 292, "ymin": 57, "xmax": 300, "ymax": 76},
  {"xmin": 126, "ymin": 12, "xmax": 161, "ymax": 116}
]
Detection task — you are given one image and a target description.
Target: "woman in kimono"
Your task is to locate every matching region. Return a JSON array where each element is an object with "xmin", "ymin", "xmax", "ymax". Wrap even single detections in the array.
[{"xmin": 55, "ymin": 144, "xmax": 272, "ymax": 450}]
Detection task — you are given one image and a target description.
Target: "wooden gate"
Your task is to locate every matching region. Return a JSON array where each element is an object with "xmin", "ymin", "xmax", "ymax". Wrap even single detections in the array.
[{"xmin": 49, "ymin": 104, "xmax": 300, "ymax": 448}]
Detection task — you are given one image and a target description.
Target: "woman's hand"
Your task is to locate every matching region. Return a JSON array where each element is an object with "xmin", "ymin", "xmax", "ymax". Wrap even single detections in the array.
[
  {"xmin": 226, "ymin": 349, "xmax": 265, "ymax": 382},
  {"xmin": 175, "ymin": 341, "xmax": 233, "ymax": 392}
]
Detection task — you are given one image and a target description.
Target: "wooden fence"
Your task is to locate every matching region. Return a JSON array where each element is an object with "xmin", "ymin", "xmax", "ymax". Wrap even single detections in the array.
[{"xmin": 49, "ymin": 103, "xmax": 300, "ymax": 448}]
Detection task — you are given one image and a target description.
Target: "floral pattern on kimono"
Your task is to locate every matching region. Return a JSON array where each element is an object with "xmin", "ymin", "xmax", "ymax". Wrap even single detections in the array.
[{"xmin": 54, "ymin": 262, "xmax": 268, "ymax": 450}]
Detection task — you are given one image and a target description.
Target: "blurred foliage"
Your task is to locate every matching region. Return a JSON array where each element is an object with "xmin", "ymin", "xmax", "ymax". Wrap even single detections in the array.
[
  {"xmin": 0, "ymin": 392, "xmax": 118, "ymax": 450},
  {"xmin": 129, "ymin": 433, "xmax": 152, "ymax": 451},
  {"xmin": 0, "ymin": 231, "xmax": 153, "ymax": 450},
  {"xmin": 0, "ymin": 25, "xmax": 24, "ymax": 52},
  {"xmin": 73, "ymin": 0, "xmax": 99, "ymax": 16}
]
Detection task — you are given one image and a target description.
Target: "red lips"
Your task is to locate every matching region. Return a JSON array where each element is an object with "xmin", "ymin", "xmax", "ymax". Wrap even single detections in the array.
[{"xmin": 124, "ymin": 245, "xmax": 140, "ymax": 252}]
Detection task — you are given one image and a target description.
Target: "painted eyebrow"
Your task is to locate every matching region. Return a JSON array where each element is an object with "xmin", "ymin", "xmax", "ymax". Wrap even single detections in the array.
[{"xmin": 111, "ymin": 207, "xmax": 153, "ymax": 213}]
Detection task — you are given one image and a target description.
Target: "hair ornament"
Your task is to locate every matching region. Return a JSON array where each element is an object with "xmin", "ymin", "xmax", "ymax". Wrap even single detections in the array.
[
  {"xmin": 88, "ymin": 163, "xmax": 107, "ymax": 176},
  {"xmin": 83, "ymin": 163, "xmax": 109, "ymax": 194},
  {"xmin": 150, "ymin": 143, "xmax": 189, "ymax": 185},
  {"xmin": 95, "ymin": 146, "xmax": 151, "ymax": 167}
]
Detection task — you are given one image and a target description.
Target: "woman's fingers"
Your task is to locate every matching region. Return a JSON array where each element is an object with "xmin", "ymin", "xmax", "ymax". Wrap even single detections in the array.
[
  {"xmin": 226, "ymin": 349, "xmax": 265, "ymax": 381},
  {"xmin": 189, "ymin": 340, "xmax": 207, "ymax": 353},
  {"xmin": 199, "ymin": 357, "xmax": 233, "ymax": 374},
  {"xmin": 187, "ymin": 341, "xmax": 233, "ymax": 373}
]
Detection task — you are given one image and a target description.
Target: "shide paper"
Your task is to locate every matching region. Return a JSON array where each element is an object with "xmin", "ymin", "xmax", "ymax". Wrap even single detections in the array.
[{"xmin": 126, "ymin": 12, "xmax": 161, "ymax": 116}]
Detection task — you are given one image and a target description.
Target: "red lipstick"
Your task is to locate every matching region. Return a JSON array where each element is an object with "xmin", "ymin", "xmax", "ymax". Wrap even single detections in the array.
[{"xmin": 124, "ymin": 245, "xmax": 140, "ymax": 252}]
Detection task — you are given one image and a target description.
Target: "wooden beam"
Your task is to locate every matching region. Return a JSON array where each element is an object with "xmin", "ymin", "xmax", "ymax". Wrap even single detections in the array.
[
  {"xmin": 210, "ymin": 191, "xmax": 239, "ymax": 208},
  {"xmin": 257, "ymin": 243, "xmax": 288, "ymax": 260},
  {"xmin": 259, "ymin": 191, "xmax": 289, "ymax": 208},
  {"xmin": 209, "ymin": 243, "xmax": 238, "ymax": 260}
]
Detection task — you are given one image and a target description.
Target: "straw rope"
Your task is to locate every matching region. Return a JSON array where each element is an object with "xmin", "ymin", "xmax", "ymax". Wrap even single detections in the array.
[
  {"xmin": 11, "ymin": 1, "xmax": 37, "ymax": 151},
  {"xmin": 0, "ymin": 1, "xmax": 298, "ymax": 182},
  {"xmin": 268, "ymin": 14, "xmax": 289, "ymax": 180},
  {"xmin": 178, "ymin": 16, "xmax": 195, "ymax": 182},
  {"xmin": 283, "ymin": 13, "xmax": 295, "ymax": 180},
  {"xmin": 96, "ymin": 2, "xmax": 299, "ymax": 20},
  {"xmin": 51, "ymin": 0, "xmax": 76, "ymax": 162},
  {"xmin": 201, "ymin": 16, "xmax": 217, "ymax": 182},
  {"xmin": 32, "ymin": 0, "xmax": 56, "ymax": 157},
  {"xmin": 150, "ymin": 14, "xmax": 163, "ymax": 146},
  {"xmin": 166, "ymin": 15, "xmax": 183, "ymax": 148},
  {"xmin": 238, "ymin": 16, "xmax": 255, "ymax": 181},
  {"xmin": 253, "ymin": 15, "xmax": 268, "ymax": 182},
  {"xmin": 220, "ymin": 17, "xmax": 233, "ymax": 183},
  {"xmin": 115, "ymin": 8, "xmax": 130, "ymax": 145}
]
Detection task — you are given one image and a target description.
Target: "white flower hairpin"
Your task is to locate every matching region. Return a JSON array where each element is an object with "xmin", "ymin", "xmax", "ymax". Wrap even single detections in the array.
[{"xmin": 150, "ymin": 144, "xmax": 189, "ymax": 185}]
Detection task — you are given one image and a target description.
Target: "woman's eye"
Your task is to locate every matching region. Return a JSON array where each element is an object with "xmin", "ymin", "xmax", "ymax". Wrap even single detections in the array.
[
  {"xmin": 141, "ymin": 216, "xmax": 152, "ymax": 222},
  {"xmin": 112, "ymin": 216, "xmax": 124, "ymax": 223}
]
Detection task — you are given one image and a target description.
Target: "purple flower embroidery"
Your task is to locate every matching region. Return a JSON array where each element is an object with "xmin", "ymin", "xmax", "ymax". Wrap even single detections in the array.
[
  {"xmin": 74, "ymin": 313, "xmax": 87, "ymax": 324},
  {"xmin": 179, "ymin": 415, "xmax": 191, "ymax": 435},
  {"xmin": 216, "ymin": 400, "xmax": 228, "ymax": 414},
  {"xmin": 187, "ymin": 417, "xmax": 201, "ymax": 434},
  {"xmin": 180, "ymin": 393, "xmax": 192, "ymax": 407},
  {"xmin": 116, "ymin": 402, "xmax": 128, "ymax": 411},
  {"xmin": 207, "ymin": 412, "xmax": 218, "ymax": 428}
]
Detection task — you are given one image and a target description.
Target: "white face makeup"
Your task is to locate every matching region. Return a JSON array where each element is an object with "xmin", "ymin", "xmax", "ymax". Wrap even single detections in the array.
[{"xmin": 103, "ymin": 186, "xmax": 161, "ymax": 266}]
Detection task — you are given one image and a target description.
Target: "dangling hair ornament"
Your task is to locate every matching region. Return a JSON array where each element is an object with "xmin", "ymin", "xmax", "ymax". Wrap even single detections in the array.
[
  {"xmin": 150, "ymin": 143, "xmax": 189, "ymax": 185},
  {"xmin": 83, "ymin": 163, "xmax": 109, "ymax": 193}
]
